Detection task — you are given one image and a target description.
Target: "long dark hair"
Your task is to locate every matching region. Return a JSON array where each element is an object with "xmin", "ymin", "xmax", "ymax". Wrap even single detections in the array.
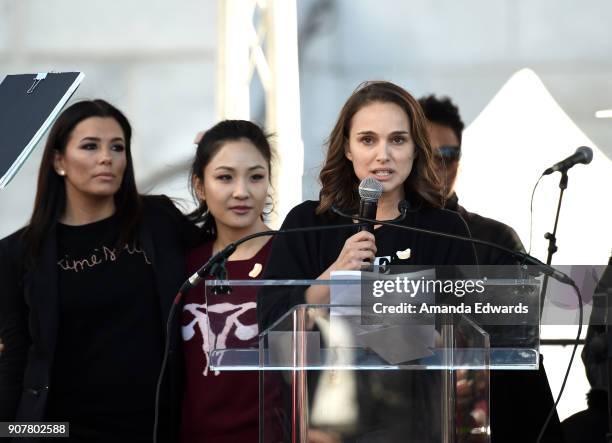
[
  {"xmin": 188, "ymin": 120, "xmax": 273, "ymax": 238},
  {"xmin": 318, "ymin": 81, "xmax": 442, "ymax": 214},
  {"xmin": 22, "ymin": 99, "xmax": 142, "ymax": 264}
]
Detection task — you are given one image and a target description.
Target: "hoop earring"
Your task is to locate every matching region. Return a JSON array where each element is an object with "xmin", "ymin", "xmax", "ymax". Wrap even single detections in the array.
[{"xmin": 262, "ymin": 194, "xmax": 274, "ymax": 216}]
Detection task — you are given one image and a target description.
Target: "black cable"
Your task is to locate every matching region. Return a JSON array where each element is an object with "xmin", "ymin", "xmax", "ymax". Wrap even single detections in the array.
[
  {"xmin": 334, "ymin": 208, "xmax": 581, "ymax": 443},
  {"xmin": 152, "ymin": 211, "xmax": 410, "ymax": 441},
  {"xmin": 333, "ymin": 203, "xmax": 482, "ymax": 272},
  {"xmin": 180, "ymin": 203, "xmax": 410, "ymax": 295},
  {"xmin": 152, "ymin": 295, "xmax": 180, "ymax": 443},
  {"xmin": 331, "ymin": 206, "xmax": 572, "ymax": 285},
  {"xmin": 431, "ymin": 207, "xmax": 479, "ymax": 268},
  {"xmin": 536, "ymin": 281, "xmax": 583, "ymax": 443},
  {"xmin": 179, "ymin": 222, "xmax": 371, "ymax": 294},
  {"xmin": 336, "ymin": 204, "xmax": 584, "ymax": 439},
  {"xmin": 154, "ymin": 202, "xmax": 575, "ymax": 441},
  {"xmin": 529, "ymin": 173, "xmax": 544, "ymax": 255}
]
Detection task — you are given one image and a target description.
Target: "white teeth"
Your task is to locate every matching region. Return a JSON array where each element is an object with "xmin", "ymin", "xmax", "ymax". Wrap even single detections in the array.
[{"xmin": 374, "ymin": 170, "xmax": 391, "ymax": 176}]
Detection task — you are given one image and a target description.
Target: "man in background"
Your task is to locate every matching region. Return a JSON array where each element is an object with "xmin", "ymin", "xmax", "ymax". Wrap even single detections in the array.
[
  {"xmin": 419, "ymin": 94, "xmax": 524, "ymax": 263},
  {"xmin": 419, "ymin": 95, "xmax": 564, "ymax": 443}
]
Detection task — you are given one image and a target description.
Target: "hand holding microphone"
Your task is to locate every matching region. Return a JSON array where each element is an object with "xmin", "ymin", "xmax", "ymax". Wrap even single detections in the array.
[
  {"xmin": 329, "ymin": 177, "xmax": 383, "ymax": 271},
  {"xmin": 330, "ymin": 230, "xmax": 377, "ymax": 271}
]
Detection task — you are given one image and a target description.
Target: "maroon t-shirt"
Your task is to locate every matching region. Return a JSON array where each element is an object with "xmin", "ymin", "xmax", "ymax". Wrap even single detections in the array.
[{"xmin": 180, "ymin": 238, "xmax": 281, "ymax": 443}]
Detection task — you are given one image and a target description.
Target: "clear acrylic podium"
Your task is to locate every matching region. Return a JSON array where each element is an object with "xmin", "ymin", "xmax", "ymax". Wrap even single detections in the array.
[{"xmin": 205, "ymin": 276, "xmax": 540, "ymax": 443}]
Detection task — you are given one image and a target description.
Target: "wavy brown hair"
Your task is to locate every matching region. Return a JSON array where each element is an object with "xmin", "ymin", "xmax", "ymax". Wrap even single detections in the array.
[{"xmin": 318, "ymin": 81, "xmax": 442, "ymax": 214}]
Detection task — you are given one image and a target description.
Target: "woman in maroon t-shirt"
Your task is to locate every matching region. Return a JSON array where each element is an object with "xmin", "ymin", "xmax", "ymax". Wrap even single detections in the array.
[{"xmin": 180, "ymin": 120, "xmax": 281, "ymax": 443}]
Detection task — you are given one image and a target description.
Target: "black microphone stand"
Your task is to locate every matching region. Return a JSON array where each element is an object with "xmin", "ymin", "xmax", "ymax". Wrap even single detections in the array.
[{"xmin": 539, "ymin": 170, "xmax": 568, "ymax": 317}]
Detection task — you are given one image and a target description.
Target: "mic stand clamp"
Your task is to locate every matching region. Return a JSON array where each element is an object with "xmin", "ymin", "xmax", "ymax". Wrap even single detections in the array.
[{"xmin": 209, "ymin": 258, "xmax": 232, "ymax": 295}]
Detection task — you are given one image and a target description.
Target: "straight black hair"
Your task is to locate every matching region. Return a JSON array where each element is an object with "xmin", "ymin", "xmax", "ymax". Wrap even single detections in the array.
[{"xmin": 22, "ymin": 99, "xmax": 142, "ymax": 265}]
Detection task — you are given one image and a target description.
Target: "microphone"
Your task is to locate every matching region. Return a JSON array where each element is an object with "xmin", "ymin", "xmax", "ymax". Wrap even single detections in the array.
[
  {"xmin": 543, "ymin": 146, "xmax": 593, "ymax": 175},
  {"xmin": 358, "ymin": 177, "xmax": 384, "ymax": 234}
]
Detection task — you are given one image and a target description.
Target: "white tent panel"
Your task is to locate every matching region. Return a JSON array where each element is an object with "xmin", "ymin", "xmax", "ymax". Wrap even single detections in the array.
[{"xmin": 456, "ymin": 68, "xmax": 612, "ymax": 265}]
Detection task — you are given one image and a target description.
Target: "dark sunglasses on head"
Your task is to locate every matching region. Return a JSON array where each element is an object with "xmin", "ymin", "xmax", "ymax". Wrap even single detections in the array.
[{"xmin": 435, "ymin": 145, "xmax": 461, "ymax": 161}]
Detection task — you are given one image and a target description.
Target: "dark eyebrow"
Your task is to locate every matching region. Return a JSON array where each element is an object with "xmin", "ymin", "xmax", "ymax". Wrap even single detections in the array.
[
  {"xmin": 355, "ymin": 130, "xmax": 411, "ymax": 136},
  {"xmin": 214, "ymin": 165, "xmax": 266, "ymax": 172},
  {"xmin": 79, "ymin": 137, "xmax": 125, "ymax": 143}
]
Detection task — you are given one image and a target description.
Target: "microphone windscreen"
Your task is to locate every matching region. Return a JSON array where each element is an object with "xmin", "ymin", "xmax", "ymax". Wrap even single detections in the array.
[
  {"xmin": 358, "ymin": 177, "xmax": 383, "ymax": 201},
  {"xmin": 577, "ymin": 146, "xmax": 593, "ymax": 164}
]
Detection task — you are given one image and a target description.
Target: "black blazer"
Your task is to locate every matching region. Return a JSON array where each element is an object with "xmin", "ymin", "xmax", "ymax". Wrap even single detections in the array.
[{"xmin": 0, "ymin": 195, "xmax": 199, "ymax": 441}]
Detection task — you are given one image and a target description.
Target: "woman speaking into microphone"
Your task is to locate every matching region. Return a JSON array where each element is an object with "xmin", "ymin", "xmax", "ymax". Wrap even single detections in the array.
[
  {"xmin": 257, "ymin": 80, "xmax": 477, "ymax": 441},
  {"xmin": 258, "ymin": 80, "xmax": 476, "ymax": 330}
]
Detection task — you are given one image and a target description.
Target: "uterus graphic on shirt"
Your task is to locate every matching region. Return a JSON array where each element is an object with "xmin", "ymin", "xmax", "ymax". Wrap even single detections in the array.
[{"xmin": 182, "ymin": 301, "xmax": 258, "ymax": 376}]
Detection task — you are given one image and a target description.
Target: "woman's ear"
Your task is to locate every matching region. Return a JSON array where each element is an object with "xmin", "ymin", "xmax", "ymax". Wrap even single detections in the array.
[
  {"xmin": 344, "ymin": 143, "xmax": 353, "ymax": 162},
  {"xmin": 193, "ymin": 175, "xmax": 205, "ymax": 201},
  {"xmin": 53, "ymin": 150, "xmax": 66, "ymax": 176}
]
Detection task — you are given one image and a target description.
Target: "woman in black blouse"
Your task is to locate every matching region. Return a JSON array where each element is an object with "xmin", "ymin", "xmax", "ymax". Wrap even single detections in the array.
[
  {"xmin": 0, "ymin": 100, "xmax": 196, "ymax": 442},
  {"xmin": 259, "ymin": 81, "xmax": 476, "ymax": 329},
  {"xmin": 258, "ymin": 81, "xmax": 477, "ymax": 442}
]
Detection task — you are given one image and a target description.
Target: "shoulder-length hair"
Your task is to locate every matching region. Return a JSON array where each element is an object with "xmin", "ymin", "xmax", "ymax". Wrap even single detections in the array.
[
  {"xmin": 318, "ymin": 81, "xmax": 442, "ymax": 214},
  {"xmin": 22, "ymin": 99, "xmax": 142, "ymax": 264}
]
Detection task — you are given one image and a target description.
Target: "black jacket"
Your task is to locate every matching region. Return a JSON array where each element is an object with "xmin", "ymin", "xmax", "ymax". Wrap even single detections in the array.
[
  {"xmin": 0, "ymin": 195, "xmax": 198, "ymax": 442},
  {"xmin": 446, "ymin": 193, "xmax": 564, "ymax": 443},
  {"xmin": 446, "ymin": 193, "xmax": 525, "ymax": 265}
]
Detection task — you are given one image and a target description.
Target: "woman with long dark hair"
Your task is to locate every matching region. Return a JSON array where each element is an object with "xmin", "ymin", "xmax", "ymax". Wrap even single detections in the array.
[
  {"xmin": 180, "ymin": 120, "xmax": 281, "ymax": 443},
  {"xmin": 0, "ymin": 100, "xmax": 196, "ymax": 442}
]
